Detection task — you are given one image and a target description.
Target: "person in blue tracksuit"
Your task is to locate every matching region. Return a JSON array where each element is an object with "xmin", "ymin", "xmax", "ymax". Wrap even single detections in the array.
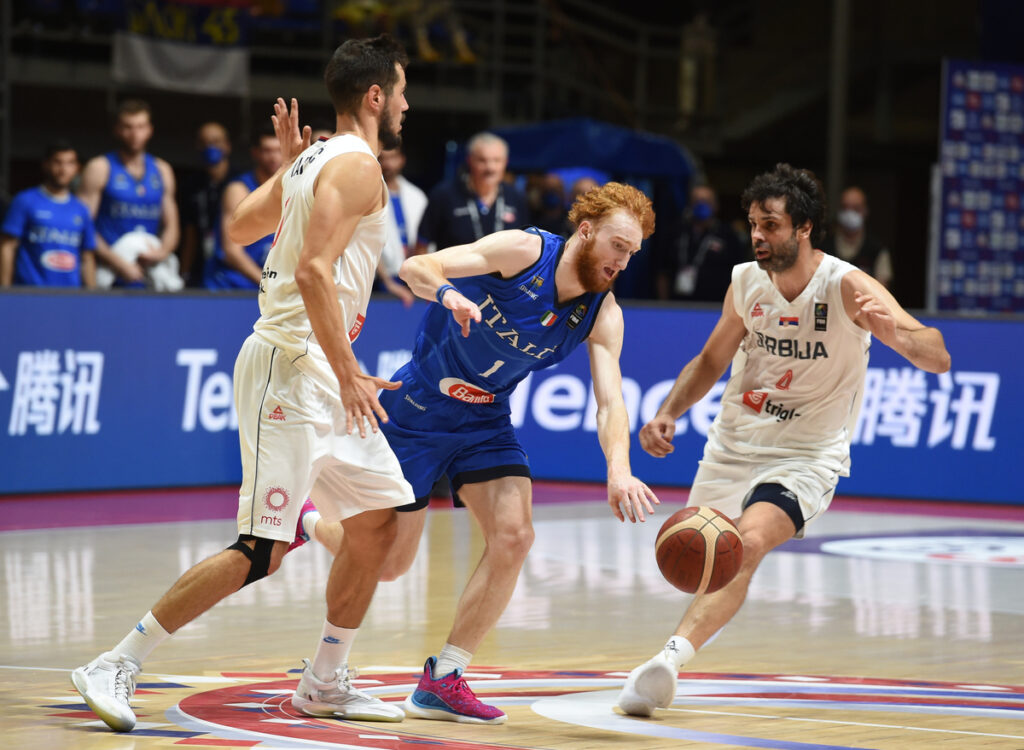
[
  {"xmin": 1, "ymin": 140, "xmax": 96, "ymax": 287},
  {"xmin": 204, "ymin": 125, "xmax": 282, "ymax": 290}
]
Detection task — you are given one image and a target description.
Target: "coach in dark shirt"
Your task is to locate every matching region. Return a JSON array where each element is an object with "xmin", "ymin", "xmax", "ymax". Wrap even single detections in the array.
[{"xmin": 416, "ymin": 132, "xmax": 529, "ymax": 253}]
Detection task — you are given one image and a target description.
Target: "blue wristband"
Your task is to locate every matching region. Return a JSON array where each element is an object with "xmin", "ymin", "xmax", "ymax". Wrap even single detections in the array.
[{"xmin": 435, "ymin": 283, "xmax": 458, "ymax": 306}]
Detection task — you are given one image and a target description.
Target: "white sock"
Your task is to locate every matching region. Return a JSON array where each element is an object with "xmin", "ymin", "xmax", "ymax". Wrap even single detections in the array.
[
  {"xmin": 433, "ymin": 642, "xmax": 472, "ymax": 678},
  {"xmin": 311, "ymin": 621, "xmax": 357, "ymax": 681},
  {"xmin": 662, "ymin": 636, "xmax": 695, "ymax": 671},
  {"xmin": 302, "ymin": 509, "xmax": 322, "ymax": 544},
  {"xmin": 105, "ymin": 611, "xmax": 170, "ymax": 666}
]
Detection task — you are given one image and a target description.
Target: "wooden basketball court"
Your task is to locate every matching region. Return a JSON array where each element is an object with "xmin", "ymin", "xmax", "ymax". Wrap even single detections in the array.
[{"xmin": 2, "ymin": 482, "xmax": 1023, "ymax": 749}]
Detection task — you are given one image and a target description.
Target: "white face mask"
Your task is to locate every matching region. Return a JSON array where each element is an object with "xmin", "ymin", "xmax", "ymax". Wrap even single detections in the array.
[{"xmin": 837, "ymin": 208, "xmax": 864, "ymax": 231}]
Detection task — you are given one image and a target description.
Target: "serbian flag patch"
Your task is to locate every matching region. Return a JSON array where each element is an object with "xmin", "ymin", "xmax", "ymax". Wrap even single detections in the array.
[{"xmin": 779, "ymin": 316, "xmax": 799, "ymax": 326}]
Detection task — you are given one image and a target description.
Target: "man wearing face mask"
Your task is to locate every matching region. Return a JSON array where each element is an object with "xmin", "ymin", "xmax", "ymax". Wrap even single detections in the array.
[
  {"xmin": 820, "ymin": 186, "xmax": 893, "ymax": 289},
  {"xmin": 656, "ymin": 183, "xmax": 747, "ymax": 303},
  {"xmin": 179, "ymin": 121, "xmax": 233, "ymax": 288}
]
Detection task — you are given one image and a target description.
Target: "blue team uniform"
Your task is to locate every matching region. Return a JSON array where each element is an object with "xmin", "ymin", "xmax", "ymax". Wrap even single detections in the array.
[
  {"xmin": 94, "ymin": 152, "xmax": 164, "ymax": 246},
  {"xmin": 1, "ymin": 187, "xmax": 96, "ymax": 286},
  {"xmin": 204, "ymin": 172, "xmax": 273, "ymax": 290},
  {"xmin": 380, "ymin": 227, "xmax": 607, "ymax": 506}
]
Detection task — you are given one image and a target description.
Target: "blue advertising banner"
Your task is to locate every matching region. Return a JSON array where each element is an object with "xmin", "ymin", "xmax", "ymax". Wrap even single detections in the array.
[{"xmin": 0, "ymin": 292, "xmax": 1017, "ymax": 505}]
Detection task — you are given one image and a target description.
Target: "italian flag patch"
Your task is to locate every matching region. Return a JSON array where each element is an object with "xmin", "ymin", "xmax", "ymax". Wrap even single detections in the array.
[{"xmin": 540, "ymin": 310, "xmax": 558, "ymax": 327}]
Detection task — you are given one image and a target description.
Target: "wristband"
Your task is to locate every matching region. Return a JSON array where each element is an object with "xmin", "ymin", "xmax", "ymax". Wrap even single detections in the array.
[{"xmin": 435, "ymin": 283, "xmax": 458, "ymax": 306}]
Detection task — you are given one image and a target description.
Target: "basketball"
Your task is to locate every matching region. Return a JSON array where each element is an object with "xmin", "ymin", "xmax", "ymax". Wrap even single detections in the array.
[{"xmin": 655, "ymin": 506, "xmax": 743, "ymax": 594}]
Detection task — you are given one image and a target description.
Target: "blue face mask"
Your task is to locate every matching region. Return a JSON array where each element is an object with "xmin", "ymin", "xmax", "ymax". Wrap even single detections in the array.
[
  {"xmin": 692, "ymin": 200, "xmax": 713, "ymax": 221},
  {"xmin": 202, "ymin": 145, "xmax": 224, "ymax": 167}
]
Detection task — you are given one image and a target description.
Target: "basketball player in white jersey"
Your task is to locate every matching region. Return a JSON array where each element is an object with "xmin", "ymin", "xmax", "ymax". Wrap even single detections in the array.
[
  {"xmin": 70, "ymin": 35, "xmax": 414, "ymax": 732},
  {"xmin": 618, "ymin": 163, "xmax": 951, "ymax": 717}
]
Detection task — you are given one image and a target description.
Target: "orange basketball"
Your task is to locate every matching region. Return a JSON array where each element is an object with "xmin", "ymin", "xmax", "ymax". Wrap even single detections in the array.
[{"xmin": 655, "ymin": 506, "xmax": 743, "ymax": 594}]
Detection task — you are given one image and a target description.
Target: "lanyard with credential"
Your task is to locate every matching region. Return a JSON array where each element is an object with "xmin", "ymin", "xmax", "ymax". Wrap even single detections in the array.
[{"xmin": 465, "ymin": 189, "xmax": 506, "ymax": 240}]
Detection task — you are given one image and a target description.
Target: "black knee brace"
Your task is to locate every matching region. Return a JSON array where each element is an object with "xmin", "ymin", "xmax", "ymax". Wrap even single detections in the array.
[{"xmin": 226, "ymin": 534, "xmax": 275, "ymax": 587}]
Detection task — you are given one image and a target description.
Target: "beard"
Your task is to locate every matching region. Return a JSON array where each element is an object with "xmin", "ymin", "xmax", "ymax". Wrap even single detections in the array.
[
  {"xmin": 755, "ymin": 231, "xmax": 800, "ymax": 273},
  {"xmin": 574, "ymin": 234, "xmax": 615, "ymax": 293},
  {"xmin": 379, "ymin": 107, "xmax": 402, "ymax": 150}
]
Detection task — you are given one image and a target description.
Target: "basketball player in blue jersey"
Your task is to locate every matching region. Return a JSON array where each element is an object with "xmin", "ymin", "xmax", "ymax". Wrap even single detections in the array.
[
  {"xmin": 204, "ymin": 126, "xmax": 283, "ymax": 290},
  {"xmin": 380, "ymin": 182, "xmax": 661, "ymax": 723},
  {"xmin": 78, "ymin": 99, "xmax": 179, "ymax": 286},
  {"xmin": 1, "ymin": 140, "xmax": 97, "ymax": 287}
]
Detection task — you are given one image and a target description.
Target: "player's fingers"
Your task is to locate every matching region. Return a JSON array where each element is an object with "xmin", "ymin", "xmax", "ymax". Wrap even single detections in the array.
[
  {"xmin": 645, "ymin": 486, "xmax": 661, "ymax": 505},
  {"xmin": 461, "ymin": 318, "xmax": 471, "ymax": 337},
  {"xmin": 632, "ymin": 497, "xmax": 646, "ymax": 523},
  {"xmin": 371, "ymin": 398, "xmax": 389, "ymax": 426},
  {"xmin": 611, "ymin": 504, "xmax": 625, "ymax": 522},
  {"xmin": 623, "ymin": 499, "xmax": 637, "ymax": 523}
]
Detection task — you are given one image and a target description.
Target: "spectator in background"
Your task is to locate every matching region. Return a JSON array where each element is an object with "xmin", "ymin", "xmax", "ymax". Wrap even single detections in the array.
[
  {"xmin": 570, "ymin": 175, "xmax": 601, "ymax": 202},
  {"xmin": 656, "ymin": 182, "xmax": 747, "ymax": 303},
  {"xmin": 405, "ymin": 0, "xmax": 477, "ymax": 64},
  {"xmin": 204, "ymin": 125, "xmax": 282, "ymax": 290},
  {"xmin": 416, "ymin": 131, "xmax": 529, "ymax": 254},
  {"xmin": 530, "ymin": 172, "xmax": 571, "ymax": 237},
  {"xmin": 1, "ymin": 140, "xmax": 97, "ymax": 288},
  {"xmin": 820, "ymin": 186, "xmax": 892, "ymax": 289},
  {"xmin": 179, "ymin": 121, "xmax": 233, "ymax": 288},
  {"xmin": 377, "ymin": 145, "xmax": 426, "ymax": 305},
  {"xmin": 78, "ymin": 99, "xmax": 181, "ymax": 290}
]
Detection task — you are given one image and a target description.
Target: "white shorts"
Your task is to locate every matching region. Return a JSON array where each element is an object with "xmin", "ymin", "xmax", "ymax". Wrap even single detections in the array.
[
  {"xmin": 233, "ymin": 335, "xmax": 414, "ymax": 542},
  {"xmin": 688, "ymin": 440, "xmax": 842, "ymax": 536}
]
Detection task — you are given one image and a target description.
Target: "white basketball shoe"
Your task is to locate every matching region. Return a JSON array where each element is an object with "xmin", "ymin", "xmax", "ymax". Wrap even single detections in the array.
[
  {"xmin": 71, "ymin": 653, "xmax": 141, "ymax": 732},
  {"xmin": 616, "ymin": 649, "xmax": 678, "ymax": 717},
  {"xmin": 292, "ymin": 659, "xmax": 405, "ymax": 721}
]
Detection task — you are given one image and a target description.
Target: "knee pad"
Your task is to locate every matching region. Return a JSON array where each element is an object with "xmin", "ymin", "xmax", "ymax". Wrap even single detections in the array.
[
  {"xmin": 226, "ymin": 534, "xmax": 275, "ymax": 587},
  {"xmin": 743, "ymin": 482, "xmax": 804, "ymax": 534}
]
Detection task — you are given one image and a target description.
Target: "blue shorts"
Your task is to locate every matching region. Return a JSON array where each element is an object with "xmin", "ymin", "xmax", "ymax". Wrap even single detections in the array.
[{"xmin": 379, "ymin": 364, "xmax": 530, "ymax": 511}]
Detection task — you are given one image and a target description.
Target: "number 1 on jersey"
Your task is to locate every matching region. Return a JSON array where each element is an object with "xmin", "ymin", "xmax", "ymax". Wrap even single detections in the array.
[{"xmin": 479, "ymin": 360, "xmax": 505, "ymax": 378}]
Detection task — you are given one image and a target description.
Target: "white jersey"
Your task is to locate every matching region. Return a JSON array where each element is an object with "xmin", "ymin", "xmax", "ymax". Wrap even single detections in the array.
[
  {"xmin": 707, "ymin": 253, "xmax": 871, "ymax": 475},
  {"xmin": 253, "ymin": 135, "xmax": 386, "ymax": 392}
]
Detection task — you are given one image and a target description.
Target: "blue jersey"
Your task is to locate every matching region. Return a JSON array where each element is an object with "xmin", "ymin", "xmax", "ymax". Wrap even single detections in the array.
[
  {"xmin": 1, "ymin": 187, "xmax": 96, "ymax": 286},
  {"xmin": 204, "ymin": 172, "xmax": 273, "ymax": 290},
  {"xmin": 95, "ymin": 152, "xmax": 164, "ymax": 245},
  {"xmin": 408, "ymin": 227, "xmax": 608, "ymax": 412}
]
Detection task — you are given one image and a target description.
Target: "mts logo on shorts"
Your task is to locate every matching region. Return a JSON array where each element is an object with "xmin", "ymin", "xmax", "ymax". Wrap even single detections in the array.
[
  {"xmin": 261, "ymin": 486, "xmax": 291, "ymax": 527},
  {"xmin": 440, "ymin": 377, "xmax": 495, "ymax": 404}
]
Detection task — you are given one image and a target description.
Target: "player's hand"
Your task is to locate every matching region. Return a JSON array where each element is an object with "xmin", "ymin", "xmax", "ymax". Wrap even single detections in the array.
[
  {"xmin": 441, "ymin": 288, "xmax": 482, "ymax": 337},
  {"xmin": 607, "ymin": 473, "xmax": 660, "ymax": 523},
  {"xmin": 272, "ymin": 97, "xmax": 312, "ymax": 164},
  {"xmin": 639, "ymin": 414, "xmax": 677, "ymax": 458},
  {"xmin": 338, "ymin": 373, "xmax": 401, "ymax": 438},
  {"xmin": 853, "ymin": 291, "xmax": 897, "ymax": 346}
]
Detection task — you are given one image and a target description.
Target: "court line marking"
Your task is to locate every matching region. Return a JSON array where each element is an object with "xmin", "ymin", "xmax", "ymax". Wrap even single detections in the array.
[{"xmin": 666, "ymin": 706, "xmax": 1024, "ymax": 740}]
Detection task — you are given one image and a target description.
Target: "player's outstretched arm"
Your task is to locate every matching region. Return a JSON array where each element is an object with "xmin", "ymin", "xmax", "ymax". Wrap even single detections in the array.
[
  {"xmin": 398, "ymin": 229, "xmax": 541, "ymax": 336},
  {"xmin": 639, "ymin": 284, "xmax": 746, "ymax": 457},
  {"xmin": 588, "ymin": 295, "xmax": 660, "ymax": 523},
  {"xmin": 841, "ymin": 270, "xmax": 951, "ymax": 374}
]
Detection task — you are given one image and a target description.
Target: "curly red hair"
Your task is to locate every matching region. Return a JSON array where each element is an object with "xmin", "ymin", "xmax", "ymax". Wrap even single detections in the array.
[{"xmin": 567, "ymin": 181, "xmax": 655, "ymax": 239}]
